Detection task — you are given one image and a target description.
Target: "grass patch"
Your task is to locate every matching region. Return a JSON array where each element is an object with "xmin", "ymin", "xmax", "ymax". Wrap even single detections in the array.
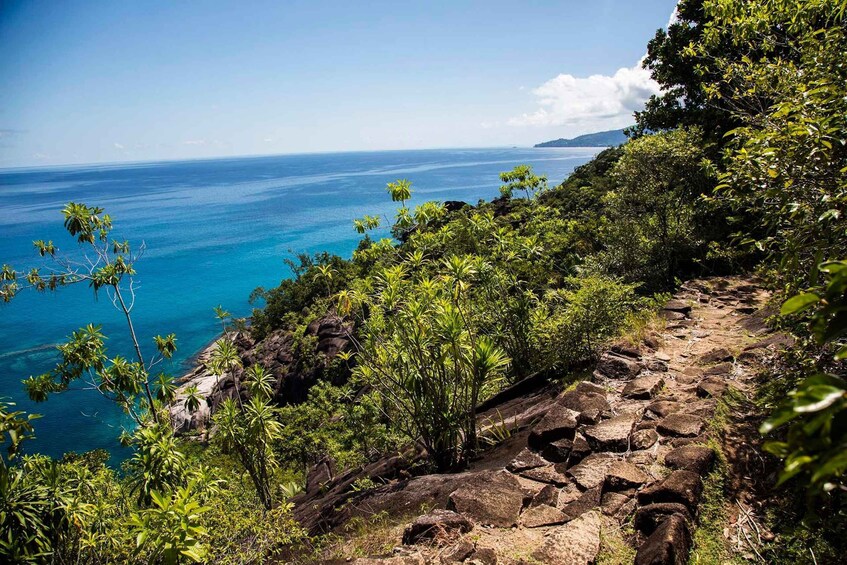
[
  {"xmin": 688, "ymin": 391, "xmax": 745, "ymax": 565},
  {"xmin": 598, "ymin": 523, "xmax": 636, "ymax": 565},
  {"xmin": 687, "ymin": 440, "xmax": 742, "ymax": 565}
]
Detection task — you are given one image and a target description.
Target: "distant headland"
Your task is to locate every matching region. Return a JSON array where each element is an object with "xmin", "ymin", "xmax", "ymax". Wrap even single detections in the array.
[{"xmin": 534, "ymin": 127, "xmax": 629, "ymax": 148}]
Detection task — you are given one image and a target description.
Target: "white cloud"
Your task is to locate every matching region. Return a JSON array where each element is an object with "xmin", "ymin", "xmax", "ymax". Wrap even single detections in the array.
[
  {"xmin": 113, "ymin": 142, "xmax": 125, "ymax": 149},
  {"xmin": 507, "ymin": 61, "xmax": 660, "ymax": 128},
  {"xmin": 182, "ymin": 139, "xmax": 207, "ymax": 146}
]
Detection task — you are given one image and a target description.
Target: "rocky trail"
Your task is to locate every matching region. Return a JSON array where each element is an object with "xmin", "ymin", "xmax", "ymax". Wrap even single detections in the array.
[{"xmin": 293, "ymin": 277, "xmax": 787, "ymax": 564}]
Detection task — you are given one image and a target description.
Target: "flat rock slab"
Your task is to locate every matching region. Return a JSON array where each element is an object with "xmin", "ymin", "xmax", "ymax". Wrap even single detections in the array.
[
  {"xmin": 664, "ymin": 446, "xmax": 716, "ymax": 476},
  {"xmin": 531, "ymin": 510, "xmax": 602, "ymax": 565},
  {"xmin": 521, "ymin": 504, "xmax": 568, "ymax": 528},
  {"xmin": 663, "ymin": 299, "xmax": 692, "ymax": 314},
  {"xmin": 567, "ymin": 453, "xmax": 618, "ymax": 490},
  {"xmin": 402, "ymin": 510, "xmax": 473, "ymax": 544},
  {"xmin": 622, "ymin": 374, "xmax": 665, "ymax": 399},
  {"xmin": 657, "ymin": 413, "xmax": 706, "ymax": 437},
  {"xmin": 507, "ymin": 448, "xmax": 549, "ymax": 473},
  {"xmin": 635, "ymin": 514, "xmax": 692, "ymax": 565},
  {"xmin": 559, "ymin": 389, "xmax": 612, "ymax": 424},
  {"xmin": 583, "ymin": 413, "xmax": 638, "ymax": 451},
  {"xmin": 604, "ymin": 461, "xmax": 650, "ymax": 491},
  {"xmin": 638, "ymin": 470, "xmax": 703, "ymax": 511},
  {"xmin": 697, "ymin": 376, "xmax": 728, "ymax": 398},
  {"xmin": 447, "ymin": 471, "xmax": 525, "ymax": 527},
  {"xmin": 528, "ymin": 405, "xmax": 579, "ymax": 449},
  {"xmin": 704, "ymin": 362, "xmax": 734, "ymax": 376},
  {"xmin": 646, "ymin": 400, "xmax": 681, "ymax": 418},
  {"xmin": 519, "ymin": 464, "xmax": 570, "ymax": 486},
  {"xmin": 697, "ymin": 347, "xmax": 733, "ymax": 365}
]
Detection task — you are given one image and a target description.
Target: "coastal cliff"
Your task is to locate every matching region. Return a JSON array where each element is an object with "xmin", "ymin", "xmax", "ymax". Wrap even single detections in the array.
[{"xmin": 170, "ymin": 314, "xmax": 354, "ymax": 433}]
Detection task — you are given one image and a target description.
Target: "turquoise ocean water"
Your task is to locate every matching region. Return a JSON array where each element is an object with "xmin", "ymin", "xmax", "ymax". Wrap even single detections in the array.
[{"xmin": 0, "ymin": 147, "xmax": 598, "ymax": 462}]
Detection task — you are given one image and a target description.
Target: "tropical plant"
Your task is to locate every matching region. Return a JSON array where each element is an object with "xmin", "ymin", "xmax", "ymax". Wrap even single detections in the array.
[{"xmin": 761, "ymin": 260, "xmax": 847, "ymax": 493}]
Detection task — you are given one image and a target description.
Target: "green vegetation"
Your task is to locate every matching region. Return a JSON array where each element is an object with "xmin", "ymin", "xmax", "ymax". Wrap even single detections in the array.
[{"xmin": 1, "ymin": 0, "xmax": 847, "ymax": 561}]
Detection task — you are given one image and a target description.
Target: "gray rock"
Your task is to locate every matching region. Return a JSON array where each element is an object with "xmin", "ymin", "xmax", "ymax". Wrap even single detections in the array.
[
  {"xmin": 540, "ymin": 438, "xmax": 573, "ymax": 463},
  {"xmin": 622, "ymin": 374, "xmax": 665, "ymax": 399},
  {"xmin": 531, "ymin": 511, "xmax": 602, "ymax": 565},
  {"xmin": 447, "ymin": 471, "xmax": 525, "ymax": 527},
  {"xmin": 604, "ymin": 461, "xmax": 650, "ymax": 491},
  {"xmin": 528, "ymin": 405, "xmax": 579, "ymax": 449},
  {"xmin": 634, "ymin": 503, "xmax": 694, "ymax": 535},
  {"xmin": 402, "ymin": 510, "xmax": 473, "ymax": 544},
  {"xmin": 521, "ymin": 504, "xmax": 568, "ymax": 528},
  {"xmin": 596, "ymin": 353, "xmax": 644, "ymax": 380},
  {"xmin": 634, "ymin": 514, "xmax": 692, "ymax": 565},
  {"xmin": 559, "ymin": 389, "xmax": 612, "ymax": 424},
  {"xmin": 575, "ymin": 381, "xmax": 607, "ymax": 395},
  {"xmin": 583, "ymin": 413, "xmax": 638, "ymax": 451},
  {"xmin": 631, "ymin": 429, "xmax": 659, "ymax": 450},
  {"xmin": 560, "ymin": 485, "xmax": 602, "ymax": 521},
  {"xmin": 530, "ymin": 484, "xmax": 559, "ymax": 508},
  {"xmin": 567, "ymin": 453, "xmax": 617, "ymax": 490},
  {"xmin": 646, "ymin": 400, "xmax": 681, "ymax": 418},
  {"xmin": 638, "ymin": 470, "xmax": 703, "ymax": 511},
  {"xmin": 704, "ymin": 362, "xmax": 733, "ymax": 376},
  {"xmin": 657, "ymin": 414, "xmax": 706, "ymax": 437},
  {"xmin": 663, "ymin": 299, "xmax": 692, "ymax": 314},
  {"xmin": 697, "ymin": 376, "xmax": 728, "ymax": 398},
  {"xmin": 519, "ymin": 464, "xmax": 570, "ymax": 486},
  {"xmin": 697, "ymin": 347, "xmax": 733, "ymax": 365},
  {"xmin": 506, "ymin": 448, "xmax": 548, "ymax": 473},
  {"xmin": 664, "ymin": 446, "xmax": 716, "ymax": 476}
]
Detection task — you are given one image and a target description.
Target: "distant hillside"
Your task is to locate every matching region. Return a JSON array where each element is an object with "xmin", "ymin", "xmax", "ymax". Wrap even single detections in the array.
[{"xmin": 534, "ymin": 128, "xmax": 628, "ymax": 148}]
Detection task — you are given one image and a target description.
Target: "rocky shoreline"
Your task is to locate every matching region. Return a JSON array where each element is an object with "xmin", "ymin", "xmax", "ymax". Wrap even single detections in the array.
[{"xmin": 168, "ymin": 313, "xmax": 355, "ymax": 434}]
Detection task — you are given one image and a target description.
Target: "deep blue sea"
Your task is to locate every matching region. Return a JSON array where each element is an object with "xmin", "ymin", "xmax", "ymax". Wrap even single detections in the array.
[{"xmin": 0, "ymin": 147, "xmax": 598, "ymax": 463}]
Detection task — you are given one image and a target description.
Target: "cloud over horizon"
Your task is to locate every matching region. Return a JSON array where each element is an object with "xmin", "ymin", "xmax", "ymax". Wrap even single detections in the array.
[
  {"xmin": 507, "ymin": 60, "xmax": 660, "ymax": 129},
  {"xmin": 508, "ymin": 3, "xmax": 676, "ymax": 132}
]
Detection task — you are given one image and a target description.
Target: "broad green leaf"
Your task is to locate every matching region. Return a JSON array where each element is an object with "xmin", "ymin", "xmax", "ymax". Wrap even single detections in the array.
[{"xmin": 780, "ymin": 292, "xmax": 819, "ymax": 315}]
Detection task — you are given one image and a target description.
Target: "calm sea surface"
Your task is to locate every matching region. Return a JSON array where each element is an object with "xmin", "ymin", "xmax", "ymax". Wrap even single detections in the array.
[{"xmin": 0, "ymin": 147, "xmax": 598, "ymax": 462}]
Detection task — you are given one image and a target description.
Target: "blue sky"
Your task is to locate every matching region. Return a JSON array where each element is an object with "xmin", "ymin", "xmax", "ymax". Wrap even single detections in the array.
[{"xmin": 0, "ymin": 0, "xmax": 678, "ymax": 167}]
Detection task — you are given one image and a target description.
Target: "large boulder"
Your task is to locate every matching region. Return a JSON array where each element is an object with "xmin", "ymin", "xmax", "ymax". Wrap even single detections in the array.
[
  {"xmin": 447, "ymin": 471, "xmax": 525, "ymax": 527},
  {"xmin": 560, "ymin": 486, "xmax": 602, "ymax": 521},
  {"xmin": 696, "ymin": 347, "xmax": 733, "ymax": 365},
  {"xmin": 663, "ymin": 299, "xmax": 692, "ymax": 315}
]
